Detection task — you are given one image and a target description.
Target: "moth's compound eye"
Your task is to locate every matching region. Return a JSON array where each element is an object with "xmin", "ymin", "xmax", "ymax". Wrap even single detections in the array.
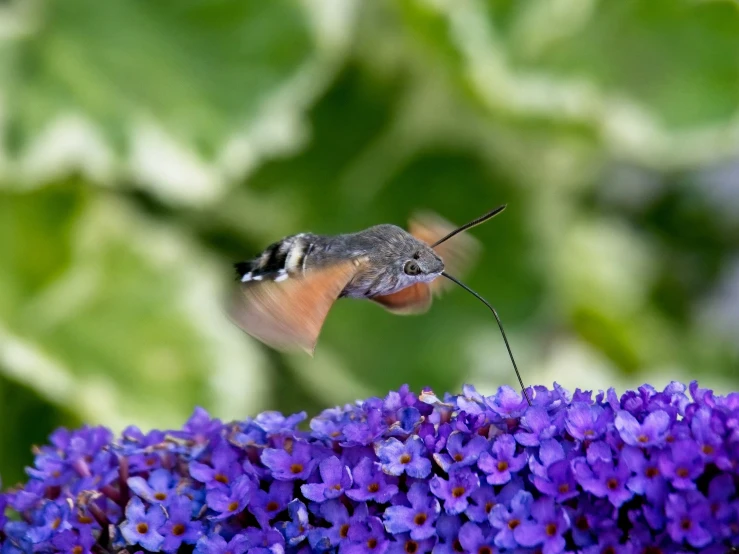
[{"xmin": 404, "ymin": 260, "xmax": 421, "ymax": 275}]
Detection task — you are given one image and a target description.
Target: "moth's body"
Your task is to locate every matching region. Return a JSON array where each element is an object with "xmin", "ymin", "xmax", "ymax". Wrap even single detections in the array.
[
  {"xmin": 229, "ymin": 210, "xmax": 485, "ymax": 355},
  {"xmin": 235, "ymin": 224, "xmax": 445, "ymax": 299}
]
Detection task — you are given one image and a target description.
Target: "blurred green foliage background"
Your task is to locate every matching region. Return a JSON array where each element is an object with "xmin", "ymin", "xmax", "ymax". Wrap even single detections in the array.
[{"xmin": 1, "ymin": 0, "xmax": 739, "ymax": 485}]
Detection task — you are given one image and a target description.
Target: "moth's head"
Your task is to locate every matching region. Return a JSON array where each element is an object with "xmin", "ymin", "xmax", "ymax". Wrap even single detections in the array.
[
  {"xmin": 353, "ymin": 224, "xmax": 447, "ymax": 296},
  {"xmin": 370, "ymin": 224, "xmax": 444, "ymax": 281},
  {"xmin": 401, "ymin": 242, "xmax": 444, "ymax": 281}
]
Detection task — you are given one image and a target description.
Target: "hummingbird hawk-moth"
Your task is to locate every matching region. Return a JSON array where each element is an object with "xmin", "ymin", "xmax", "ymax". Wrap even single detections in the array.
[{"xmin": 228, "ymin": 205, "xmax": 531, "ymax": 405}]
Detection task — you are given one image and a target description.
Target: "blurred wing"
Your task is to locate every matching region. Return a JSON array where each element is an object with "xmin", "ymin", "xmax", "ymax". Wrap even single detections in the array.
[
  {"xmin": 369, "ymin": 283, "xmax": 432, "ymax": 315},
  {"xmin": 228, "ymin": 260, "xmax": 360, "ymax": 355},
  {"xmin": 409, "ymin": 211, "xmax": 481, "ymax": 295}
]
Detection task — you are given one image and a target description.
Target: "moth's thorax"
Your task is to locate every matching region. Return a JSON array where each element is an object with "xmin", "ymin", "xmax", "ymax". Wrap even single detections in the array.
[{"xmin": 335, "ymin": 224, "xmax": 444, "ymax": 298}]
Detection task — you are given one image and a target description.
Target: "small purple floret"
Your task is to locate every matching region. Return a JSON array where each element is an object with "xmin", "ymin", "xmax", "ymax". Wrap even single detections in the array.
[
  {"xmin": 346, "ymin": 457, "xmax": 399, "ymax": 503},
  {"xmin": 615, "ymin": 409, "xmax": 671, "ymax": 447},
  {"xmin": 374, "ymin": 436, "xmax": 431, "ymax": 479},
  {"xmin": 429, "ymin": 468, "xmax": 480, "ymax": 514},
  {"xmin": 477, "ymin": 434, "xmax": 526, "ymax": 485},
  {"xmin": 513, "ymin": 496, "xmax": 570, "ymax": 554},
  {"xmin": 119, "ymin": 497, "xmax": 166, "ymax": 551},
  {"xmin": 383, "ymin": 483, "xmax": 440, "ymax": 540},
  {"xmin": 261, "ymin": 441, "xmax": 316, "ymax": 481},
  {"xmin": 300, "ymin": 455, "xmax": 352, "ymax": 502},
  {"xmin": 573, "ymin": 457, "xmax": 633, "ymax": 508},
  {"xmin": 665, "ymin": 491, "xmax": 713, "ymax": 548}
]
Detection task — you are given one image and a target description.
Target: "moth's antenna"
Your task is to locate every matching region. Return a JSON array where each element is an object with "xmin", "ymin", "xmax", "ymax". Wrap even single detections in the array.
[
  {"xmin": 441, "ymin": 272, "xmax": 532, "ymax": 406},
  {"xmin": 430, "ymin": 205, "xmax": 507, "ymax": 248}
]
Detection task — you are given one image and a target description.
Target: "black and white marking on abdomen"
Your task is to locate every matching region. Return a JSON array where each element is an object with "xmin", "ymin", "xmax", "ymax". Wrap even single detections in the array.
[{"xmin": 234, "ymin": 234, "xmax": 313, "ymax": 284}]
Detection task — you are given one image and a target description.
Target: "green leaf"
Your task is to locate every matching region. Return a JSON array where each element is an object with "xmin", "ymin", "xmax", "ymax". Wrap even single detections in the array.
[
  {"xmin": 7, "ymin": 0, "xmax": 311, "ymax": 151},
  {"xmin": 0, "ymin": 181, "xmax": 271, "ymax": 431},
  {"xmin": 0, "ymin": 0, "xmax": 361, "ymax": 205},
  {"xmin": 512, "ymin": 0, "xmax": 739, "ymax": 130},
  {"xmin": 395, "ymin": 0, "xmax": 739, "ymax": 168}
]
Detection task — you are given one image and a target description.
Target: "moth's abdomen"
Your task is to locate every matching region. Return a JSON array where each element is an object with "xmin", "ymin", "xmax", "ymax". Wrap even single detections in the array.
[
  {"xmin": 235, "ymin": 233, "xmax": 316, "ymax": 283},
  {"xmin": 234, "ymin": 261, "xmax": 254, "ymax": 279}
]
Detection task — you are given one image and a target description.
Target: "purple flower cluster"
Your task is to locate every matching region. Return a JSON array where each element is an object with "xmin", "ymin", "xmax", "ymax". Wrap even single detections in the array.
[{"xmin": 2, "ymin": 380, "xmax": 739, "ymax": 553}]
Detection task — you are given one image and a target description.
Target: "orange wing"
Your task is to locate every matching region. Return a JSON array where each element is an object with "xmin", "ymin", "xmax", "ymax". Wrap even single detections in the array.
[
  {"xmin": 369, "ymin": 283, "xmax": 432, "ymax": 315},
  {"xmin": 228, "ymin": 260, "xmax": 360, "ymax": 355}
]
